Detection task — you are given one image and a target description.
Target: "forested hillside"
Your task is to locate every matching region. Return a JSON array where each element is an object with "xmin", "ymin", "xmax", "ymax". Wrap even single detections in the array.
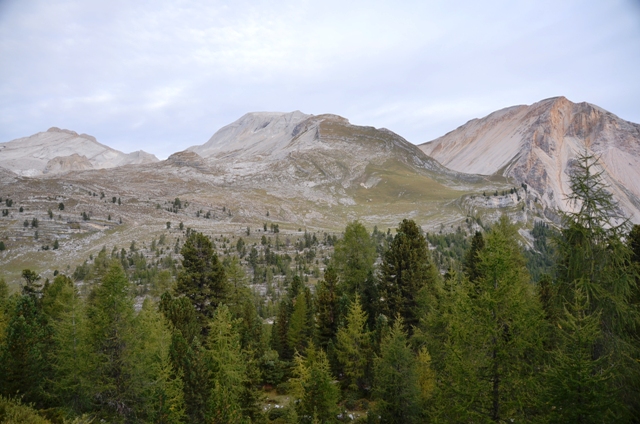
[{"xmin": 1, "ymin": 153, "xmax": 639, "ymax": 423}]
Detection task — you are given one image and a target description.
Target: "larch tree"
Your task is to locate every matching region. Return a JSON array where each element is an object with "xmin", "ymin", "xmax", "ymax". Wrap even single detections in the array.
[
  {"xmin": 435, "ymin": 216, "xmax": 545, "ymax": 423},
  {"xmin": 373, "ymin": 317, "xmax": 422, "ymax": 424},
  {"xmin": 334, "ymin": 295, "xmax": 372, "ymax": 397},
  {"xmin": 207, "ymin": 305, "xmax": 247, "ymax": 424},
  {"xmin": 290, "ymin": 343, "xmax": 339, "ymax": 424},
  {"xmin": 554, "ymin": 152, "xmax": 640, "ymax": 419},
  {"xmin": 85, "ymin": 262, "xmax": 137, "ymax": 421}
]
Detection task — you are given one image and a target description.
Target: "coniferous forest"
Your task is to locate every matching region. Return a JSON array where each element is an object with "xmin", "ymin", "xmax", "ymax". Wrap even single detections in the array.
[{"xmin": 1, "ymin": 155, "xmax": 640, "ymax": 423}]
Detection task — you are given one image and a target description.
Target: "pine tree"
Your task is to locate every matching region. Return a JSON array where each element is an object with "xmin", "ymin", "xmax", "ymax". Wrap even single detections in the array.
[
  {"xmin": 379, "ymin": 219, "xmax": 439, "ymax": 333},
  {"xmin": 334, "ymin": 295, "xmax": 371, "ymax": 397},
  {"xmin": 373, "ymin": 318, "xmax": 422, "ymax": 424},
  {"xmin": 176, "ymin": 231, "xmax": 228, "ymax": 332},
  {"xmin": 160, "ymin": 292, "xmax": 211, "ymax": 423},
  {"xmin": 333, "ymin": 221, "xmax": 376, "ymax": 297},
  {"xmin": 463, "ymin": 230, "xmax": 485, "ymax": 287},
  {"xmin": 0, "ymin": 294, "xmax": 50, "ymax": 406},
  {"xmin": 315, "ymin": 266, "xmax": 339, "ymax": 350}
]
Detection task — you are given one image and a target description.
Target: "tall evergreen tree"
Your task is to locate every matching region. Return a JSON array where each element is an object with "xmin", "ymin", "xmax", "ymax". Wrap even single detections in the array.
[
  {"xmin": 0, "ymin": 294, "xmax": 50, "ymax": 406},
  {"xmin": 288, "ymin": 288, "xmax": 313, "ymax": 355},
  {"xmin": 176, "ymin": 231, "xmax": 228, "ymax": 331},
  {"xmin": 379, "ymin": 219, "xmax": 439, "ymax": 333},
  {"xmin": 333, "ymin": 221, "xmax": 377, "ymax": 297},
  {"xmin": 160, "ymin": 292, "xmax": 211, "ymax": 424},
  {"xmin": 462, "ymin": 230, "xmax": 485, "ymax": 286},
  {"xmin": 315, "ymin": 266, "xmax": 339, "ymax": 350}
]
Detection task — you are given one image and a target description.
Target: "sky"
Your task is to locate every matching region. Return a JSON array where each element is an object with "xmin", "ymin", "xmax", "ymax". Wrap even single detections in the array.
[{"xmin": 1, "ymin": 0, "xmax": 639, "ymax": 159}]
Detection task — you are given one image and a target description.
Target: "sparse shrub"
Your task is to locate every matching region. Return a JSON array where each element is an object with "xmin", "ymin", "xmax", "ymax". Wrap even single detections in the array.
[
  {"xmin": 47, "ymin": 209, "xmax": 53, "ymax": 219},
  {"xmin": 19, "ymin": 206, "xmax": 24, "ymax": 212},
  {"xmin": 0, "ymin": 241, "xmax": 5, "ymax": 251},
  {"xmin": 166, "ymin": 221, "xmax": 171, "ymax": 229},
  {"xmin": 53, "ymin": 240, "xmax": 59, "ymax": 250},
  {"xmin": 31, "ymin": 218, "xmax": 38, "ymax": 228},
  {"xmin": 58, "ymin": 202, "xmax": 64, "ymax": 210},
  {"xmin": 5, "ymin": 198, "xmax": 12, "ymax": 207}
]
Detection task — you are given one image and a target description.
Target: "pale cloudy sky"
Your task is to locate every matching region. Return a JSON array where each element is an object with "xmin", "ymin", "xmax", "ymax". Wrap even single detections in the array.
[{"xmin": 1, "ymin": 0, "xmax": 639, "ymax": 158}]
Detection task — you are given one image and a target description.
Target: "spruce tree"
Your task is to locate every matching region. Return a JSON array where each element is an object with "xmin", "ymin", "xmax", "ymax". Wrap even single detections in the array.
[
  {"xmin": 0, "ymin": 294, "xmax": 50, "ymax": 406},
  {"xmin": 462, "ymin": 230, "xmax": 485, "ymax": 287},
  {"xmin": 288, "ymin": 288, "xmax": 313, "ymax": 355}
]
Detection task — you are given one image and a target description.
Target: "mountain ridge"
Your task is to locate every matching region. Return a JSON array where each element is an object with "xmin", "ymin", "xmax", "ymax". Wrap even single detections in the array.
[
  {"xmin": 0, "ymin": 127, "xmax": 159, "ymax": 176},
  {"xmin": 420, "ymin": 96, "xmax": 640, "ymax": 222}
]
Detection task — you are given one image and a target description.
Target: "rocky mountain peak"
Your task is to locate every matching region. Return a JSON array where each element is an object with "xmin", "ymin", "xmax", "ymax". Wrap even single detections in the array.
[
  {"xmin": 420, "ymin": 97, "xmax": 640, "ymax": 222},
  {"xmin": 0, "ymin": 128, "xmax": 159, "ymax": 176}
]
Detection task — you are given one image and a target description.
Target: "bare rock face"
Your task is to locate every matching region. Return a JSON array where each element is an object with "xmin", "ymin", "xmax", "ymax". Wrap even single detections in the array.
[
  {"xmin": 43, "ymin": 153, "xmax": 94, "ymax": 174},
  {"xmin": 0, "ymin": 127, "xmax": 159, "ymax": 176},
  {"xmin": 185, "ymin": 111, "xmax": 478, "ymax": 198},
  {"xmin": 166, "ymin": 151, "xmax": 206, "ymax": 168},
  {"xmin": 420, "ymin": 97, "xmax": 640, "ymax": 222}
]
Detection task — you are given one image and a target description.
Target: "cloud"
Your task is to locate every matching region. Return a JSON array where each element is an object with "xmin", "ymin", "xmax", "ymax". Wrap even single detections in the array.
[{"xmin": 1, "ymin": 0, "xmax": 639, "ymax": 158}]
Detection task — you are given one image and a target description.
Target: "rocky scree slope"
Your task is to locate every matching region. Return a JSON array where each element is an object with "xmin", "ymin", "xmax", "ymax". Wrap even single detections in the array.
[{"xmin": 419, "ymin": 96, "xmax": 640, "ymax": 222}]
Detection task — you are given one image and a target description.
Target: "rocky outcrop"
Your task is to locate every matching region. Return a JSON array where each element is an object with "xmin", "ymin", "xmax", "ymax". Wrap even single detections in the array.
[
  {"xmin": 43, "ymin": 153, "xmax": 94, "ymax": 174},
  {"xmin": 0, "ymin": 127, "xmax": 159, "ymax": 176},
  {"xmin": 420, "ymin": 97, "xmax": 640, "ymax": 222}
]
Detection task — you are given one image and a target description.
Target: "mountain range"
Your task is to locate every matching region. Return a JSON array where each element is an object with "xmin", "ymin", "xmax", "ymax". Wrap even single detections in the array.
[{"xmin": 1, "ymin": 96, "xmax": 639, "ymax": 284}]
